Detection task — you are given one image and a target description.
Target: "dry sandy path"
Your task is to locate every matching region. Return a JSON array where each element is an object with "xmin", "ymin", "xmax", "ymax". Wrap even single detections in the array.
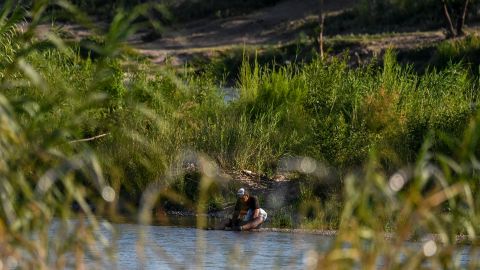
[
  {"xmin": 135, "ymin": 0, "xmax": 356, "ymax": 64},
  {"xmin": 35, "ymin": 0, "xmax": 479, "ymax": 66}
]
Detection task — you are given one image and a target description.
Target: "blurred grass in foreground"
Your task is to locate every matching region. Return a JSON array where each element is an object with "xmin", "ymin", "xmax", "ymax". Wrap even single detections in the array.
[{"xmin": 1, "ymin": 0, "xmax": 480, "ymax": 269}]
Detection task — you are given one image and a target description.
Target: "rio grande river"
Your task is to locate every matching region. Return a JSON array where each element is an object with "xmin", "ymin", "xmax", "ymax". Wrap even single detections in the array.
[
  {"xmin": 86, "ymin": 223, "xmax": 332, "ymax": 269},
  {"xmin": 55, "ymin": 221, "xmax": 474, "ymax": 269}
]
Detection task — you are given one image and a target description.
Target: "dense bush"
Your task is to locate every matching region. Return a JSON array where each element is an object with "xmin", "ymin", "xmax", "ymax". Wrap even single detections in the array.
[
  {"xmin": 432, "ymin": 35, "xmax": 480, "ymax": 70},
  {"xmin": 328, "ymin": 0, "xmax": 480, "ymax": 34}
]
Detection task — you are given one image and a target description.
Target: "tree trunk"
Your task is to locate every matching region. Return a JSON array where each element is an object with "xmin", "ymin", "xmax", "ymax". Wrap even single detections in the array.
[
  {"xmin": 442, "ymin": 0, "xmax": 456, "ymax": 38},
  {"xmin": 318, "ymin": 0, "xmax": 325, "ymax": 59},
  {"xmin": 456, "ymin": 0, "xmax": 470, "ymax": 36}
]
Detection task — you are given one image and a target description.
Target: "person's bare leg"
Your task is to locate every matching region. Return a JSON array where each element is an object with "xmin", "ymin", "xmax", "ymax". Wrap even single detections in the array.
[{"xmin": 238, "ymin": 217, "xmax": 264, "ymax": 231}]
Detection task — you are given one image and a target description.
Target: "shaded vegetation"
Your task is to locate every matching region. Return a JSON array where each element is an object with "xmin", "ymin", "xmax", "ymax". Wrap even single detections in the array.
[
  {"xmin": 42, "ymin": 0, "xmax": 282, "ymax": 22},
  {"xmin": 169, "ymin": 0, "xmax": 282, "ymax": 22},
  {"xmin": 326, "ymin": 0, "xmax": 480, "ymax": 35}
]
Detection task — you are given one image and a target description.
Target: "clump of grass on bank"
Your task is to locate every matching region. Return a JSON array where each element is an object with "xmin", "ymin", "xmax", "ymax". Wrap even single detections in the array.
[
  {"xmin": 187, "ymin": 41, "xmax": 317, "ymax": 86},
  {"xmin": 432, "ymin": 35, "xmax": 480, "ymax": 71},
  {"xmin": 268, "ymin": 206, "xmax": 295, "ymax": 228}
]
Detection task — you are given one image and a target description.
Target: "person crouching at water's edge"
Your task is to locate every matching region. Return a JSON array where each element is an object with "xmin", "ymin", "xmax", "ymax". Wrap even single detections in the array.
[{"xmin": 222, "ymin": 188, "xmax": 267, "ymax": 231}]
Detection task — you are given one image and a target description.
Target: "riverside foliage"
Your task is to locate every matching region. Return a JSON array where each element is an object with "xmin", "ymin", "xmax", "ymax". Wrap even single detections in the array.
[{"xmin": 2, "ymin": 1, "xmax": 480, "ymax": 269}]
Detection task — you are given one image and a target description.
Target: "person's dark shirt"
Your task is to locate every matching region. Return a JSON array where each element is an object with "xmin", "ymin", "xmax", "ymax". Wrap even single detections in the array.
[{"xmin": 233, "ymin": 195, "xmax": 260, "ymax": 216}]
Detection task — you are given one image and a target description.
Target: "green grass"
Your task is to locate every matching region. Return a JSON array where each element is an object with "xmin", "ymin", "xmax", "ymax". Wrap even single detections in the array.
[
  {"xmin": 431, "ymin": 35, "xmax": 480, "ymax": 71},
  {"xmin": 268, "ymin": 206, "xmax": 295, "ymax": 228}
]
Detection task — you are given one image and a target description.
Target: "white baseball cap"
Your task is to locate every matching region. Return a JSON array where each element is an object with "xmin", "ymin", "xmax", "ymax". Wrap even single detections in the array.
[{"xmin": 237, "ymin": 188, "xmax": 245, "ymax": 197}]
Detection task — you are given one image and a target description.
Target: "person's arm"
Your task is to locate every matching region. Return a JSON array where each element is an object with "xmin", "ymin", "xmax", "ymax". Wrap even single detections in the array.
[
  {"xmin": 252, "ymin": 208, "xmax": 260, "ymax": 219},
  {"xmin": 232, "ymin": 200, "xmax": 241, "ymax": 222},
  {"xmin": 251, "ymin": 196, "xmax": 260, "ymax": 219}
]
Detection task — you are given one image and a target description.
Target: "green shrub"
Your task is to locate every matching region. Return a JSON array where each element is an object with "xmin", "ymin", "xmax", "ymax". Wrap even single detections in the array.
[
  {"xmin": 432, "ymin": 35, "xmax": 480, "ymax": 71},
  {"xmin": 268, "ymin": 207, "xmax": 294, "ymax": 228}
]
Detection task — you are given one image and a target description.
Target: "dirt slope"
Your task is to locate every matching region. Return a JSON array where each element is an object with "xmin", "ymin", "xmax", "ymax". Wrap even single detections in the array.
[
  {"xmin": 37, "ymin": 0, "xmax": 479, "ymax": 66},
  {"xmin": 135, "ymin": 0, "xmax": 357, "ymax": 64}
]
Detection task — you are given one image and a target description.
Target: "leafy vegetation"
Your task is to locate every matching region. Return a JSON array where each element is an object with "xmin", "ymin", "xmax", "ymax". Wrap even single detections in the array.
[{"xmin": 433, "ymin": 35, "xmax": 480, "ymax": 69}]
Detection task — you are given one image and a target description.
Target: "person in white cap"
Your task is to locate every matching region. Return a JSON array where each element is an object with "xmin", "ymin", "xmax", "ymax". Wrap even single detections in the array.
[{"xmin": 219, "ymin": 187, "xmax": 267, "ymax": 231}]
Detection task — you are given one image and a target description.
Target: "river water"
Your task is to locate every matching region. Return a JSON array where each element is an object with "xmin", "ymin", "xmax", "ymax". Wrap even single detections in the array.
[
  {"xmin": 86, "ymin": 223, "xmax": 333, "ymax": 269},
  {"xmin": 49, "ymin": 220, "xmax": 477, "ymax": 269}
]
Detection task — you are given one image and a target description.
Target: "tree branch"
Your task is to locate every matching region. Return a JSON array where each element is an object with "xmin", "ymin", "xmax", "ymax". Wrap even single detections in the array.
[
  {"xmin": 318, "ymin": 0, "xmax": 325, "ymax": 59},
  {"xmin": 442, "ymin": 0, "xmax": 456, "ymax": 38},
  {"xmin": 69, "ymin": 133, "xmax": 110, "ymax": 143},
  {"xmin": 456, "ymin": 0, "xmax": 470, "ymax": 36}
]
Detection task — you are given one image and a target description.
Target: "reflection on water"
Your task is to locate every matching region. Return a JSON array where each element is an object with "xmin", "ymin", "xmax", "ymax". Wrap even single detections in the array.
[{"xmin": 92, "ymin": 223, "xmax": 333, "ymax": 269}]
